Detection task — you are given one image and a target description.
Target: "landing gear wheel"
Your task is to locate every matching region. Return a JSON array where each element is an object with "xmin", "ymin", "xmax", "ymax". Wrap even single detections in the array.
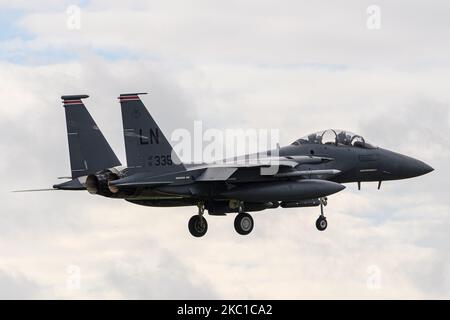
[
  {"xmin": 234, "ymin": 213, "xmax": 254, "ymax": 235},
  {"xmin": 316, "ymin": 216, "xmax": 328, "ymax": 231},
  {"xmin": 188, "ymin": 215, "xmax": 208, "ymax": 237}
]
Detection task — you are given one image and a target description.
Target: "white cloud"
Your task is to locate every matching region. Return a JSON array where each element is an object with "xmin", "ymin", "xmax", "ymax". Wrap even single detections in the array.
[
  {"xmin": 9, "ymin": 1, "xmax": 450, "ymax": 68},
  {"xmin": 0, "ymin": 0, "xmax": 449, "ymax": 299},
  {"xmin": 0, "ymin": 270, "xmax": 44, "ymax": 299}
]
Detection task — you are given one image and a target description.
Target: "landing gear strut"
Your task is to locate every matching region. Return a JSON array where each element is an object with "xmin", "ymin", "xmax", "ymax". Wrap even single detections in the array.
[
  {"xmin": 187, "ymin": 201, "xmax": 256, "ymax": 237},
  {"xmin": 234, "ymin": 202, "xmax": 254, "ymax": 235},
  {"xmin": 315, "ymin": 197, "xmax": 328, "ymax": 231},
  {"xmin": 188, "ymin": 202, "xmax": 208, "ymax": 237}
]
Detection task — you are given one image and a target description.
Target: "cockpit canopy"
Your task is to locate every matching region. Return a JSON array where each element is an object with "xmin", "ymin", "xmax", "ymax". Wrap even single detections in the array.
[{"xmin": 292, "ymin": 129, "xmax": 376, "ymax": 149}]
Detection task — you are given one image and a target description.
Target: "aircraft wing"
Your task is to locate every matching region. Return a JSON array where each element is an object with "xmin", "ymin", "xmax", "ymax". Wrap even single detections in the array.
[
  {"xmin": 207, "ymin": 155, "xmax": 331, "ymax": 168},
  {"xmin": 274, "ymin": 169, "xmax": 341, "ymax": 179},
  {"xmin": 195, "ymin": 168, "xmax": 341, "ymax": 182},
  {"xmin": 110, "ymin": 155, "xmax": 336, "ymax": 187},
  {"xmin": 193, "ymin": 155, "xmax": 334, "ymax": 181}
]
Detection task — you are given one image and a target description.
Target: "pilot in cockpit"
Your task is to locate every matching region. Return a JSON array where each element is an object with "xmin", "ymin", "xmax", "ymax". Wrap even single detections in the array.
[
  {"xmin": 337, "ymin": 131, "xmax": 351, "ymax": 145},
  {"xmin": 308, "ymin": 133, "xmax": 321, "ymax": 144}
]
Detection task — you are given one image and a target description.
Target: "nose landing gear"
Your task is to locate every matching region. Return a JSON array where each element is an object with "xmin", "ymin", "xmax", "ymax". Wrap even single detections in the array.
[{"xmin": 315, "ymin": 197, "xmax": 328, "ymax": 231}]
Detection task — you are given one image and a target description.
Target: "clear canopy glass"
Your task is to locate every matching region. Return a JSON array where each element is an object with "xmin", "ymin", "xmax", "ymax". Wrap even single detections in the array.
[{"xmin": 291, "ymin": 129, "xmax": 376, "ymax": 149}]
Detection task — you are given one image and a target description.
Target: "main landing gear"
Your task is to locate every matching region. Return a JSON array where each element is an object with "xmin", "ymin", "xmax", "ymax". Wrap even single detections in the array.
[
  {"xmin": 188, "ymin": 202, "xmax": 208, "ymax": 237},
  {"xmin": 188, "ymin": 201, "xmax": 255, "ymax": 237},
  {"xmin": 315, "ymin": 197, "xmax": 328, "ymax": 231},
  {"xmin": 187, "ymin": 198, "xmax": 328, "ymax": 236},
  {"xmin": 234, "ymin": 203, "xmax": 254, "ymax": 235},
  {"xmin": 233, "ymin": 202, "xmax": 254, "ymax": 236}
]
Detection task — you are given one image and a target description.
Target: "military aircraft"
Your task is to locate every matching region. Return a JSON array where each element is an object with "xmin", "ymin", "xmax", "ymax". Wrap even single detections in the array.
[{"xmin": 23, "ymin": 93, "xmax": 433, "ymax": 237}]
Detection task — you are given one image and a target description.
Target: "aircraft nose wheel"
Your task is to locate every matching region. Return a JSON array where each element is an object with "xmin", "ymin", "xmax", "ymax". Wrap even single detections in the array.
[
  {"xmin": 316, "ymin": 216, "xmax": 327, "ymax": 231},
  {"xmin": 316, "ymin": 197, "xmax": 328, "ymax": 231},
  {"xmin": 188, "ymin": 215, "xmax": 208, "ymax": 237},
  {"xmin": 234, "ymin": 212, "xmax": 254, "ymax": 235}
]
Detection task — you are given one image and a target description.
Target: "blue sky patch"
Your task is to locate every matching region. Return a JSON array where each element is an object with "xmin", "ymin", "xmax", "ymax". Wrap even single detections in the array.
[{"xmin": 0, "ymin": 9, "xmax": 33, "ymax": 42}]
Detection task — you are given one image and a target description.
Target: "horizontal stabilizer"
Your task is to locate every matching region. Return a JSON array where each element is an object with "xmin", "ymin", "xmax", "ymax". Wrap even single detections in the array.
[
  {"xmin": 12, "ymin": 188, "xmax": 58, "ymax": 193},
  {"xmin": 53, "ymin": 178, "xmax": 86, "ymax": 190}
]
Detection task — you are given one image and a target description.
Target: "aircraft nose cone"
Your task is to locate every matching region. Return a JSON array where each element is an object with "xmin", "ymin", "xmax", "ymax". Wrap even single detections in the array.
[
  {"xmin": 400, "ymin": 156, "xmax": 434, "ymax": 178},
  {"xmin": 416, "ymin": 161, "xmax": 434, "ymax": 176}
]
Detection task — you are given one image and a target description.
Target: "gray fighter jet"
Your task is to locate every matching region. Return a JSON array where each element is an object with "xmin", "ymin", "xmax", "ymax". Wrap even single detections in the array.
[{"xmin": 34, "ymin": 93, "xmax": 433, "ymax": 237}]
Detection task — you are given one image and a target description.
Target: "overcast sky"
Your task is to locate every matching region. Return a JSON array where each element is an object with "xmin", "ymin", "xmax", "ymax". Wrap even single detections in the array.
[{"xmin": 0, "ymin": 0, "xmax": 449, "ymax": 299}]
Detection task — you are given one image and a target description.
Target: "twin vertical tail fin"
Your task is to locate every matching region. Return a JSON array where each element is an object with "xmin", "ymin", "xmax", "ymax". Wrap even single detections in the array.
[
  {"xmin": 63, "ymin": 93, "xmax": 184, "ymax": 179},
  {"xmin": 119, "ymin": 93, "xmax": 185, "ymax": 176},
  {"xmin": 62, "ymin": 95, "xmax": 121, "ymax": 178}
]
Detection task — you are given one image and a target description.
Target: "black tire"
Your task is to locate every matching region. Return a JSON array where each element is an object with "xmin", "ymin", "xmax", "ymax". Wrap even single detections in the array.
[
  {"xmin": 234, "ymin": 213, "xmax": 254, "ymax": 235},
  {"xmin": 188, "ymin": 215, "xmax": 208, "ymax": 237},
  {"xmin": 316, "ymin": 216, "xmax": 328, "ymax": 231}
]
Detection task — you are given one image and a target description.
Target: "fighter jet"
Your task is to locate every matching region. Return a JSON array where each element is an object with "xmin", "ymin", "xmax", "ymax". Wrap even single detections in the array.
[{"xmin": 26, "ymin": 93, "xmax": 434, "ymax": 237}]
